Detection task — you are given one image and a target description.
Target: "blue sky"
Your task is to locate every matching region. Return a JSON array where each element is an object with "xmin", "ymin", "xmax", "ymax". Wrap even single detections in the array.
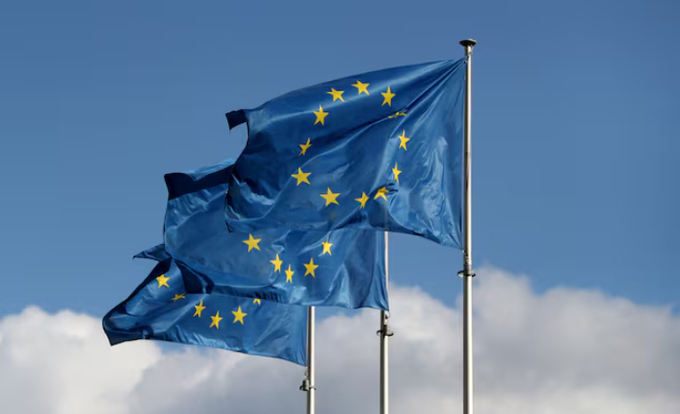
[{"xmin": 0, "ymin": 0, "xmax": 678, "ymax": 320}]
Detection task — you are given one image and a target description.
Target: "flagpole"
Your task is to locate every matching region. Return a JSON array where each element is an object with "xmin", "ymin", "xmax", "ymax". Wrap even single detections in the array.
[
  {"xmin": 300, "ymin": 306, "xmax": 316, "ymax": 414},
  {"xmin": 379, "ymin": 231, "xmax": 392, "ymax": 414},
  {"xmin": 459, "ymin": 38, "xmax": 477, "ymax": 414}
]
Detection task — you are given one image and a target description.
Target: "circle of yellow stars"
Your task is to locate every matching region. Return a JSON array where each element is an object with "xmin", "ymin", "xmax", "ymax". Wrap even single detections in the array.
[
  {"xmin": 150, "ymin": 272, "xmax": 258, "ymax": 332},
  {"xmin": 240, "ymin": 228, "xmax": 335, "ymax": 288},
  {"xmin": 153, "ymin": 206, "xmax": 344, "ymax": 333},
  {"xmin": 289, "ymin": 77, "xmax": 414, "ymax": 213}
]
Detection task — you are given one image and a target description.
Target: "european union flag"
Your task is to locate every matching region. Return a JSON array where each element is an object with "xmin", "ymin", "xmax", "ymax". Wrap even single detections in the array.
[
  {"xmin": 103, "ymin": 245, "xmax": 307, "ymax": 365},
  {"xmin": 224, "ymin": 58, "xmax": 466, "ymax": 248},
  {"xmin": 164, "ymin": 160, "xmax": 387, "ymax": 310}
]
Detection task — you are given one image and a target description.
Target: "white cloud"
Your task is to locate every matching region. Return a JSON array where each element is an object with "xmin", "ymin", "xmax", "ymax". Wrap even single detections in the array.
[
  {"xmin": 0, "ymin": 306, "xmax": 161, "ymax": 414},
  {"xmin": 1, "ymin": 268, "xmax": 679, "ymax": 414}
]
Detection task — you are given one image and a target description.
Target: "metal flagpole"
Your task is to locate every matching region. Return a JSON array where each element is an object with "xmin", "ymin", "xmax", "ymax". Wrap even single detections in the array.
[
  {"xmin": 379, "ymin": 232, "xmax": 392, "ymax": 414},
  {"xmin": 300, "ymin": 306, "xmax": 316, "ymax": 414},
  {"xmin": 458, "ymin": 38, "xmax": 477, "ymax": 414}
]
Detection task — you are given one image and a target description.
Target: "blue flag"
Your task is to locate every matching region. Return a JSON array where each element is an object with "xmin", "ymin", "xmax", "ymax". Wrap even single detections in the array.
[
  {"xmin": 224, "ymin": 58, "xmax": 466, "ymax": 248},
  {"xmin": 103, "ymin": 245, "xmax": 307, "ymax": 366},
  {"xmin": 164, "ymin": 160, "xmax": 387, "ymax": 310}
]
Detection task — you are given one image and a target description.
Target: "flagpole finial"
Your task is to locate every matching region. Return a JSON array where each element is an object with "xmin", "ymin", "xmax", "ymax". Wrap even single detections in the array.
[{"xmin": 459, "ymin": 39, "xmax": 477, "ymax": 47}]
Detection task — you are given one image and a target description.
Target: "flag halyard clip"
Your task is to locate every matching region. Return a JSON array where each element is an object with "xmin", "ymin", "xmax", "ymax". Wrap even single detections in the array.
[
  {"xmin": 299, "ymin": 371, "xmax": 316, "ymax": 391},
  {"xmin": 376, "ymin": 313, "xmax": 394, "ymax": 337},
  {"xmin": 457, "ymin": 269, "xmax": 476, "ymax": 278}
]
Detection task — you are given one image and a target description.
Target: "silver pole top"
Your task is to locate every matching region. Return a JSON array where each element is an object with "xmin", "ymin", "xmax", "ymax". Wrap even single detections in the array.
[{"xmin": 459, "ymin": 39, "xmax": 477, "ymax": 48}]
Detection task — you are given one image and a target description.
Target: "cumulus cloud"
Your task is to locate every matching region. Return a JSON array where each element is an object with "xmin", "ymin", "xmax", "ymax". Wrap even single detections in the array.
[
  {"xmin": 0, "ymin": 306, "xmax": 161, "ymax": 414},
  {"xmin": 1, "ymin": 268, "xmax": 679, "ymax": 414}
]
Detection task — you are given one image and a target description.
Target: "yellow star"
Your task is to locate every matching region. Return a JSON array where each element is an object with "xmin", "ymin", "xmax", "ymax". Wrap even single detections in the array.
[
  {"xmin": 321, "ymin": 240, "xmax": 333, "ymax": 256},
  {"xmin": 299, "ymin": 138, "xmax": 312, "ymax": 156},
  {"xmin": 253, "ymin": 298, "xmax": 261, "ymax": 305},
  {"xmin": 398, "ymin": 130, "xmax": 410, "ymax": 151},
  {"xmin": 355, "ymin": 192, "xmax": 369, "ymax": 209},
  {"xmin": 304, "ymin": 258, "xmax": 319, "ymax": 277},
  {"xmin": 171, "ymin": 293, "xmax": 186, "ymax": 302},
  {"xmin": 392, "ymin": 163, "xmax": 402, "ymax": 183},
  {"xmin": 193, "ymin": 300, "xmax": 206, "ymax": 317},
  {"xmin": 313, "ymin": 105, "xmax": 329, "ymax": 125},
  {"xmin": 352, "ymin": 80, "xmax": 370, "ymax": 95},
  {"xmin": 381, "ymin": 86, "xmax": 395, "ymax": 106},
  {"xmin": 156, "ymin": 274, "xmax": 170, "ymax": 288},
  {"xmin": 232, "ymin": 306, "xmax": 247, "ymax": 325},
  {"xmin": 209, "ymin": 311, "xmax": 223, "ymax": 329},
  {"xmin": 242, "ymin": 234, "xmax": 261, "ymax": 252},
  {"xmin": 270, "ymin": 254, "xmax": 283, "ymax": 272},
  {"xmin": 285, "ymin": 265, "xmax": 294, "ymax": 283},
  {"xmin": 388, "ymin": 110, "xmax": 407, "ymax": 119},
  {"xmin": 327, "ymin": 88, "xmax": 344, "ymax": 102},
  {"xmin": 291, "ymin": 168, "xmax": 311, "ymax": 185},
  {"xmin": 320, "ymin": 188, "xmax": 340, "ymax": 206},
  {"xmin": 374, "ymin": 187, "xmax": 389, "ymax": 201}
]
